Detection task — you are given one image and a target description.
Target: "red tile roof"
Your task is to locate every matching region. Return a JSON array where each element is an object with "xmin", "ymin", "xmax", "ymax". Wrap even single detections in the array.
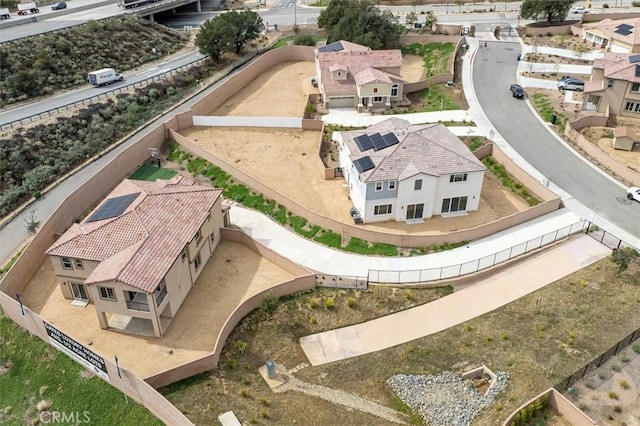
[{"xmin": 46, "ymin": 176, "xmax": 222, "ymax": 293}]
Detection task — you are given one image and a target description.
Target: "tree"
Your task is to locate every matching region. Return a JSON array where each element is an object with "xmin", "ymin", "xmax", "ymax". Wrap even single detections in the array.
[
  {"xmin": 455, "ymin": 0, "xmax": 463, "ymax": 13},
  {"xmin": 24, "ymin": 210, "xmax": 40, "ymax": 236},
  {"xmin": 318, "ymin": 0, "xmax": 404, "ymax": 50},
  {"xmin": 405, "ymin": 11, "xmax": 417, "ymax": 27},
  {"xmin": 195, "ymin": 9, "xmax": 264, "ymax": 62},
  {"xmin": 520, "ymin": 0, "xmax": 574, "ymax": 25},
  {"xmin": 424, "ymin": 11, "xmax": 438, "ymax": 30},
  {"xmin": 611, "ymin": 247, "xmax": 639, "ymax": 275}
]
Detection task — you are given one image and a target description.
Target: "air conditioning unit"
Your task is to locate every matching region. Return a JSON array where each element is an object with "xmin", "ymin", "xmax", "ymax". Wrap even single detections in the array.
[
  {"xmin": 353, "ymin": 214, "xmax": 363, "ymax": 224},
  {"xmin": 349, "ymin": 207, "xmax": 359, "ymax": 217}
]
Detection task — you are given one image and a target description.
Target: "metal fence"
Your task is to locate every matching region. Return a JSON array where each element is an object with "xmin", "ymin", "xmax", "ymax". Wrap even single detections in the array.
[
  {"xmin": 367, "ymin": 220, "xmax": 588, "ymax": 285},
  {"xmin": 584, "ymin": 223, "xmax": 639, "ymax": 253},
  {"xmin": 555, "ymin": 327, "xmax": 640, "ymax": 392}
]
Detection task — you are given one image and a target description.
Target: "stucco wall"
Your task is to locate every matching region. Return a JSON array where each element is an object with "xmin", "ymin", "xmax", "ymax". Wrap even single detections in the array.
[
  {"xmin": 566, "ymin": 117, "xmax": 640, "ymax": 186},
  {"xmin": 502, "ymin": 388, "xmax": 596, "ymax": 426}
]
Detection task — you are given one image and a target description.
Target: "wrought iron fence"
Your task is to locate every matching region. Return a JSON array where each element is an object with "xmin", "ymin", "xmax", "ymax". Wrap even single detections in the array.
[
  {"xmin": 367, "ymin": 221, "xmax": 588, "ymax": 285},
  {"xmin": 555, "ymin": 327, "xmax": 640, "ymax": 392}
]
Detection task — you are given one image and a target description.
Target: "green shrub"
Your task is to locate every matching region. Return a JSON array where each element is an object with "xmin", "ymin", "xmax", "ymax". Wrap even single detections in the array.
[
  {"xmin": 324, "ymin": 297, "xmax": 335, "ymax": 309},
  {"xmin": 346, "ymin": 297, "xmax": 357, "ymax": 308},
  {"xmin": 259, "ymin": 293, "xmax": 279, "ymax": 316},
  {"xmin": 293, "ymin": 33, "xmax": 319, "ymax": 46}
]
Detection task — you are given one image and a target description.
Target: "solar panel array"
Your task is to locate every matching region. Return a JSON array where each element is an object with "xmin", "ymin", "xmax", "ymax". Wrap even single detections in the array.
[
  {"xmin": 86, "ymin": 193, "xmax": 140, "ymax": 223},
  {"xmin": 317, "ymin": 41, "xmax": 344, "ymax": 53},
  {"xmin": 615, "ymin": 23, "xmax": 633, "ymax": 36},
  {"xmin": 353, "ymin": 156, "xmax": 375, "ymax": 173},
  {"xmin": 353, "ymin": 132, "xmax": 400, "ymax": 152}
]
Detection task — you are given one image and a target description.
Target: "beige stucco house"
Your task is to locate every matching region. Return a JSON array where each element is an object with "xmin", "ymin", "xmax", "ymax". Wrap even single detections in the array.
[
  {"xmin": 45, "ymin": 176, "xmax": 227, "ymax": 338},
  {"xmin": 314, "ymin": 40, "xmax": 405, "ymax": 111},
  {"xmin": 613, "ymin": 126, "xmax": 640, "ymax": 151},
  {"xmin": 583, "ymin": 52, "xmax": 640, "ymax": 118},
  {"xmin": 581, "ymin": 17, "xmax": 640, "ymax": 53}
]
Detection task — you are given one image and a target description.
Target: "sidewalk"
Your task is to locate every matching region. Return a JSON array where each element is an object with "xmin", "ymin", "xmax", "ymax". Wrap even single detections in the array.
[
  {"xmin": 299, "ymin": 234, "xmax": 611, "ymax": 366},
  {"xmin": 230, "ymin": 205, "xmax": 583, "ymax": 277}
]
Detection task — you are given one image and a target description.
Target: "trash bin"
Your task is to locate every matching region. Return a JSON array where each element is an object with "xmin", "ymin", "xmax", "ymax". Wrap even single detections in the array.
[
  {"xmin": 517, "ymin": 54, "xmax": 521, "ymax": 61},
  {"xmin": 265, "ymin": 360, "xmax": 276, "ymax": 379},
  {"xmin": 551, "ymin": 113, "xmax": 557, "ymax": 124}
]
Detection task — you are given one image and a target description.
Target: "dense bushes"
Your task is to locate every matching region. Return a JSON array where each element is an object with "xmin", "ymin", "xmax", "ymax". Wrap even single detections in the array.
[
  {"xmin": 0, "ymin": 62, "xmax": 214, "ymax": 218},
  {"xmin": 0, "ymin": 15, "xmax": 188, "ymax": 106}
]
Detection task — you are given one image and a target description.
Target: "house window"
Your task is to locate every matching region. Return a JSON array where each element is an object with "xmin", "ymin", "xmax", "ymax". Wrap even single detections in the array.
[
  {"xmin": 61, "ymin": 257, "xmax": 72, "ymax": 270},
  {"xmin": 375, "ymin": 182, "xmax": 383, "ymax": 191},
  {"xmin": 632, "ymin": 83, "xmax": 640, "ymax": 92},
  {"xmin": 195, "ymin": 229, "xmax": 202, "ymax": 244},
  {"xmin": 373, "ymin": 87, "xmax": 378, "ymax": 94},
  {"xmin": 607, "ymin": 79, "xmax": 615, "ymax": 89},
  {"xmin": 98, "ymin": 286, "xmax": 116, "ymax": 301},
  {"xmin": 74, "ymin": 259, "xmax": 84, "ymax": 269},
  {"xmin": 391, "ymin": 84, "xmax": 398, "ymax": 97},
  {"xmin": 181, "ymin": 249, "xmax": 187, "ymax": 262},
  {"xmin": 625, "ymin": 102, "xmax": 640, "ymax": 112},
  {"xmin": 374, "ymin": 204, "xmax": 392, "ymax": 215},
  {"xmin": 449, "ymin": 173, "xmax": 468, "ymax": 183},
  {"xmin": 441, "ymin": 196, "xmax": 468, "ymax": 213},
  {"xmin": 414, "ymin": 179, "xmax": 422, "ymax": 190},
  {"xmin": 388, "ymin": 180, "xmax": 396, "ymax": 190},
  {"xmin": 373, "ymin": 96, "xmax": 383, "ymax": 102},
  {"xmin": 194, "ymin": 253, "xmax": 202, "ymax": 271}
]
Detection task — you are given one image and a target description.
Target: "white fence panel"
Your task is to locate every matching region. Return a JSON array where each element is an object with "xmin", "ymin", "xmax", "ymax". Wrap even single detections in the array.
[{"xmin": 192, "ymin": 116, "xmax": 302, "ymax": 128}]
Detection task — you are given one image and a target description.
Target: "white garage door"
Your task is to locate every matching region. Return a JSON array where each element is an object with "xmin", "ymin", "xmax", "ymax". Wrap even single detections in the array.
[
  {"xmin": 610, "ymin": 43, "xmax": 630, "ymax": 53},
  {"xmin": 329, "ymin": 96, "xmax": 355, "ymax": 108}
]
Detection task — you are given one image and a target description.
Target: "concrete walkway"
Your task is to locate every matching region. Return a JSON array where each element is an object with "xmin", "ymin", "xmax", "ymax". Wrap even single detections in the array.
[{"xmin": 299, "ymin": 234, "xmax": 611, "ymax": 366}]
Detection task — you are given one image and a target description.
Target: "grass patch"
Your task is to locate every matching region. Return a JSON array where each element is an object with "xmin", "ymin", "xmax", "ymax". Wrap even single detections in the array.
[
  {"xmin": 531, "ymin": 92, "xmax": 567, "ymax": 132},
  {"xmin": 402, "ymin": 42, "xmax": 456, "ymax": 77},
  {"xmin": 129, "ymin": 164, "xmax": 177, "ymax": 181},
  {"xmin": 161, "ymin": 255, "xmax": 640, "ymax": 425},
  {"xmin": 271, "ymin": 34, "xmax": 325, "ymax": 49},
  {"xmin": 483, "ymin": 156, "xmax": 541, "ymax": 206},
  {"xmin": 419, "ymin": 85, "xmax": 461, "ymax": 111},
  {"xmin": 0, "ymin": 315, "xmax": 161, "ymax": 426}
]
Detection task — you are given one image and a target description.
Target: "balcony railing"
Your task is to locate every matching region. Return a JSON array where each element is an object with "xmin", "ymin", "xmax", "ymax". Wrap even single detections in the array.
[
  {"xmin": 155, "ymin": 289, "xmax": 167, "ymax": 307},
  {"xmin": 126, "ymin": 300, "xmax": 150, "ymax": 312}
]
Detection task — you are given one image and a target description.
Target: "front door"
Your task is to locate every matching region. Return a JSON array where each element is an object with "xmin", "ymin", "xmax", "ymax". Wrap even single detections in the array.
[
  {"xmin": 406, "ymin": 203, "xmax": 424, "ymax": 220},
  {"xmin": 70, "ymin": 282, "xmax": 88, "ymax": 301}
]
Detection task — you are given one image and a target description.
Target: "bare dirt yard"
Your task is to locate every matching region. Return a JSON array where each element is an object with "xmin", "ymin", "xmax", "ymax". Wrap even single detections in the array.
[
  {"xmin": 400, "ymin": 54, "xmax": 426, "ymax": 83},
  {"xmin": 581, "ymin": 126, "xmax": 640, "ymax": 174},
  {"xmin": 180, "ymin": 125, "xmax": 529, "ymax": 233}
]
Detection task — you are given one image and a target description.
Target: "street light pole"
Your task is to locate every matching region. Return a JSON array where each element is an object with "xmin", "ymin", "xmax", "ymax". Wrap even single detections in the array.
[{"xmin": 294, "ymin": 0, "xmax": 297, "ymax": 27}]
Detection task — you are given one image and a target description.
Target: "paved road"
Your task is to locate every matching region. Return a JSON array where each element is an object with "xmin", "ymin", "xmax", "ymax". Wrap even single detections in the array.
[{"xmin": 473, "ymin": 41, "xmax": 640, "ymax": 238}]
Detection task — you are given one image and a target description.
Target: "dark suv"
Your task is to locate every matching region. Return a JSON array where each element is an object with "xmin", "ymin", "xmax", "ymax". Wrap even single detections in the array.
[
  {"xmin": 510, "ymin": 83, "xmax": 525, "ymax": 99},
  {"xmin": 51, "ymin": 2, "xmax": 67, "ymax": 9}
]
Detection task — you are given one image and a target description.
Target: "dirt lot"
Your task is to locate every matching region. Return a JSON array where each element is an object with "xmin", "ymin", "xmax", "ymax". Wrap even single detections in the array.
[
  {"xmin": 581, "ymin": 126, "xmax": 640, "ymax": 173},
  {"xmin": 20, "ymin": 241, "xmax": 296, "ymax": 379},
  {"xmin": 180, "ymin": 125, "xmax": 529, "ymax": 233}
]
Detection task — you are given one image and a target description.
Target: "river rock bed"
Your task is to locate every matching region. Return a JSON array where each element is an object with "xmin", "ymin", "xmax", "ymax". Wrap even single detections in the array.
[{"xmin": 387, "ymin": 370, "xmax": 509, "ymax": 426}]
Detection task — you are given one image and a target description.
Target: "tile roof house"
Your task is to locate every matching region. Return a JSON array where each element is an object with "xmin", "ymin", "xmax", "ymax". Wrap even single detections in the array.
[
  {"xmin": 314, "ymin": 40, "xmax": 405, "ymax": 112},
  {"xmin": 583, "ymin": 52, "xmax": 640, "ymax": 119},
  {"xmin": 581, "ymin": 18, "xmax": 640, "ymax": 53},
  {"xmin": 334, "ymin": 118, "xmax": 486, "ymax": 224},
  {"xmin": 46, "ymin": 176, "xmax": 227, "ymax": 338}
]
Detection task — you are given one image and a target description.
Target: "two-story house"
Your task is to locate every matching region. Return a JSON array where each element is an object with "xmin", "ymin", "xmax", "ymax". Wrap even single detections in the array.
[
  {"xmin": 45, "ymin": 176, "xmax": 227, "ymax": 338},
  {"xmin": 583, "ymin": 52, "xmax": 640, "ymax": 119},
  {"xmin": 581, "ymin": 18, "xmax": 640, "ymax": 53},
  {"xmin": 314, "ymin": 40, "xmax": 405, "ymax": 111},
  {"xmin": 335, "ymin": 118, "xmax": 486, "ymax": 224}
]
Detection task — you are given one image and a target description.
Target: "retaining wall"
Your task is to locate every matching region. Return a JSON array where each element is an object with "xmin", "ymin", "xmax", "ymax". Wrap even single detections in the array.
[
  {"xmin": 502, "ymin": 388, "xmax": 596, "ymax": 426},
  {"xmin": 192, "ymin": 116, "xmax": 302, "ymax": 128}
]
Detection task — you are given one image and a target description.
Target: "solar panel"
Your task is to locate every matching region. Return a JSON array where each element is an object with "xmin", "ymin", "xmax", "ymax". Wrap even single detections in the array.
[
  {"xmin": 371, "ymin": 133, "xmax": 387, "ymax": 151},
  {"xmin": 382, "ymin": 132, "xmax": 399, "ymax": 148},
  {"xmin": 318, "ymin": 41, "xmax": 344, "ymax": 53},
  {"xmin": 86, "ymin": 193, "xmax": 140, "ymax": 223},
  {"xmin": 354, "ymin": 134, "xmax": 373, "ymax": 151},
  {"xmin": 615, "ymin": 24, "xmax": 633, "ymax": 36},
  {"xmin": 353, "ymin": 156, "xmax": 375, "ymax": 173}
]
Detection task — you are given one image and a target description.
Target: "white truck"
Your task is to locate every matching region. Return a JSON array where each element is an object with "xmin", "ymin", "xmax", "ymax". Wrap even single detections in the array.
[
  {"xmin": 17, "ymin": 2, "xmax": 39, "ymax": 15},
  {"xmin": 88, "ymin": 68, "xmax": 124, "ymax": 87},
  {"xmin": 0, "ymin": 8, "xmax": 11, "ymax": 19}
]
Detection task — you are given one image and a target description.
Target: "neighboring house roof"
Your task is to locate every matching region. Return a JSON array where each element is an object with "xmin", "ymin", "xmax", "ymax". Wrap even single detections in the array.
[
  {"xmin": 354, "ymin": 67, "xmax": 395, "ymax": 86},
  {"xmin": 590, "ymin": 52, "xmax": 640, "ymax": 85},
  {"xmin": 46, "ymin": 176, "xmax": 222, "ymax": 293},
  {"xmin": 316, "ymin": 40, "xmax": 404, "ymax": 96},
  {"xmin": 340, "ymin": 118, "xmax": 486, "ymax": 182},
  {"xmin": 614, "ymin": 126, "xmax": 639, "ymax": 139},
  {"xmin": 583, "ymin": 18, "xmax": 640, "ymax": 46}
]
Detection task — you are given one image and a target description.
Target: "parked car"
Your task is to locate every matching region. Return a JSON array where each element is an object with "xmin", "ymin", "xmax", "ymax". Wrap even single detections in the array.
[
  {"xmin": 627, "ymin": 186, "xmax": 640, "ymax": 202},
  {"xmin": 571, "ymin": 6, "xmax": 588, "ymax": 13},
  {"xmin": 510, "ymin": 83, "xmax": 525, "ymax": 99},
  {"xmin": 558, "ymin": 78, "xmax": 584, "ymax": 91},
  {"xmin": 51, "ymin": 2, "xmax": 66, "ymax": 9}
]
